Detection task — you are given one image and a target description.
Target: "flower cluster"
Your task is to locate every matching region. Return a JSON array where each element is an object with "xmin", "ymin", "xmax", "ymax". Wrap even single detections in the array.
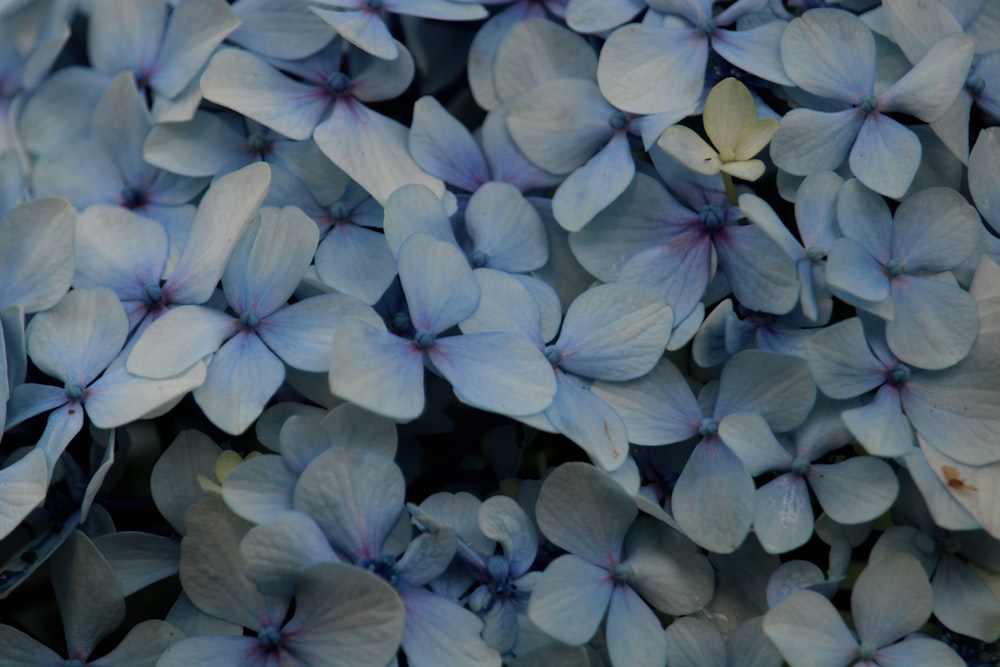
[{"xmin": 1, "ymin": 0, "xmax": 999, "ymax": 666}]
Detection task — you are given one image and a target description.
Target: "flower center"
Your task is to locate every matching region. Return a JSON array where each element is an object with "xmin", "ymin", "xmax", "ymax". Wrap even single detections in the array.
[
  {"xmin": 857, "ymin": 642, "xmax": 878, "ymax": 660},
  {"xmin": 699, "ymin": 203, "xmax": 726, "ymax": 229},
  {"xmin": 805, "ymin": 246, "xmax": 826, "ymax": 263},
  {"xmin": 246, "ymin": 132, "xmax": 267, "ymax": 152},
  {"xmin": 886, "ymin": 258, "xmax": 906, "ymax": 277},
  {"xmin": 64, "ymin": 660, "xmax": 85, "ymax": 667},
  {"xmin": 612, "ymin": 562, "xmax": 634, "ymax": 583},
  {"xmin": 698, "ymin": 417, "xmax": 718, "ymax": 437},
  {"xmin": 471, "ymin": 249, "xmax": 490, "ymax": 268},
  {"xmin": 696, "ymin": 17, "xmax": 715, "ymax": 36},
  {"xmin": 967, "ymin": 74, "xmax": 986, "ymax": 97},
  {"xmin": 257, "ymin": 625, "xmax": 282, "ymax": 651},
  {"xmin": 365, "ymin": 0, "xmax": 384, "ymax": 8},
  {"xmin": 359, "ymin": 554, "xmax": 399, "ymax": 586},
  {"xmin": 329, "ymin": 200, "xmax": 350, "ymax": 221},
  {"xmin": 120, "ymin": 185, "xmax": 147, "ymax": 210},
  {"xmin": 64, "ymin": 381, "xmax": 84, "ymax": 401},
  {"xmin": 889, "ymin": 363, "xmax": 911, "ymax": 386},
  {"xmin": 327, "ymin": 71, "xmax": 351, "ymax": 93},
  {"xmin": 240, "ymin": 308, "xmax": 260, "ymax": 330},
  {"xmin": 414, "ymin": 329, "xmax": 436, "ymax": 348},
  {"xmin": 858, "ymin": 94, "xmax": 879, "ymax": 114},
  {"xmin": 791, "ymin": 456, "xmax": 811, "ymax": 476},
  {"xmin": 608, "ymin": 111, "xmax": 628, "ymax": 130},
  {"xmin": 141, "ymin": 283, "xmax": 163, "ymax": 306},
  {"xmin": 543, "ymin": 344, "xmax": 562, "ymax": 365}
]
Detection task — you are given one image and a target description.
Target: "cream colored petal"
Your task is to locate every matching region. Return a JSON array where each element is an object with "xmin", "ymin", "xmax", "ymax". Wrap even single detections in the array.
[
  {"xmin": 721, "ymin": 159, "xmax": 766, "ymax": 181},
  {"xmin": 704, "ymin": 77, "xmax": 756, "ymax": 153},
  {"xmin": 734, "ymin": 118, "xmax": 780, "ymax": 160},
  {"xmin": 657, "ymin": 124, "xmax": 722, "ymax": 175}
]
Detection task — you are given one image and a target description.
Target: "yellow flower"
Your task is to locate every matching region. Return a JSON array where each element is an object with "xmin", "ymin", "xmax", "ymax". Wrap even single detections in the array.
[
  {"xmin": 196, "ymin": 449, "xmax": 260, "ymax": 496},
  {"xmin": 657, "ymin": 77, "xmax": 778, "ymax": 182}
]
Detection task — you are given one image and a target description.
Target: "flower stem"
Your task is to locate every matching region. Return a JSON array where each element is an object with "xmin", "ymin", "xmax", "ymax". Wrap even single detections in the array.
[{"xmin": 723, "ymin": 172, "xmax": 738, "ymax": 206}]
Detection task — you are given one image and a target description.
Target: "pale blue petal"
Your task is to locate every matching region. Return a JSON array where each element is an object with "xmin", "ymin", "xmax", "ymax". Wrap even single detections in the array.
[
  {"xmin": 151, "ymin": 0, "xmax": 240, "ymax": 98},
  {"xmin": 887, "ymin": 275, "xmax": 978, "ymax": 370},
  {"xmin": 606, "ymin": 585, "xmax": 667, "ymax": 667},
  {"xmin": 430, "ymin": 332, "xmax": 556, "ymax": 418},
  {"xmin": 590, "ymin": 357, "xmax": 702, "ymax": 446},
  {"xmin": 478, "ymin": 496, "xmax": 537, "ymax": 578},
  {"xmin": 754, "ymin": 473, "xmax": 813, "ymax": 554},
  {"xmin": 0, "ymin": 449, "xmax": 48, "ymax": 541},
  {"xmin": 164, "ymin": 162, "xmax": 271, "ymax": 305},
  {"xmin": 971, "ymin": 130, "xmax": 1000, "ymax": 232},
  {"xmin": 328, "ymin": 320, "xmax": 425, "ymax": 422},
  {"xmin": 90, "ymin": 619, "xmax": 182, "ymax": 666},
  {"xmin": 720, "ymin": 412, "xmax": 792, "ymax": 476},
  {"xmin": 597, "ymin": 24, "xmax": 707, "ymax": 114},
  {"xmin": 229, "ymin": 0, "xmax": 336, "ymax": 60},
  {"xmin": 809, "ymin": 458, "xmax": 898, "ymax": 524},
  {"xmin": 666, "ymin": 616, "xmax": 725, "ymax": 667},
  {"xmin": 714, "ymin": 350, "xmax": 816, "ymax": 432},
  {"xmin": 155, "ymin": 636, "xmax": 264, "ymax": 667},
  {"xmin": 33, "ymin": 404, "xmax": 84, "ymax": 476},
  {"xmin": 0, "ymin": 197, "xmax": 75, "ymax": 313},
  {"xmin": 492, "ymin": 18, "xmax": 597, "ymax": 104},
  {"xmin": 240, "ymin": 511, "xmax": 339, "ymax": 598},
  {"xmin": 714, "ymin": 223, "xmax": 800, "ymax": 315},
  {"xmin": 193, "ymin": 332, "xmax": 285, "ymax": 435},
  {"xmin": 556, "ymin": 284, "xmax": 672, "ymax": 381},
  {"xmin": 780, "ymin": 8, "xmax": 874, "ymax": 101},
  {"xmin": 932, "ymin": 556, "xmax": 1000, "ymax": 642},
  {"xmin": 93, "ymin": 532, "xmax": 180, "ymax": 597},
  {"xmin": 543, "ymin": 370, "xmax": 630, "ymax": 471},
  {"xmin": 49, "ymin": 532, "xmax": 124, "ymax": 658},
  {"xmin": 623, "ymin": 518, "xmax": 714, "ymax": 614},
  {"xmin": 382, "ymin": 0, "xmax": 487, "ymax": 20},
  {"xmin": 315, "ymin": 220, "xmax": 397, "ymax": 304},
  {"xmin": 825, "ymin": 238, "xmax": 890, "ymax": 305},
  {"xmin": 842, "ymin": 385, "xmax": 914, "ymax": 456},
  {"xmin": 836, "ymin": 178, "xmax": 892, "ymax": 253},
  {"xmin": 466, "ymin": 182, "xmax": 547, "ymax": 272},
  {"xmin": 552, "ymin": 132, "xmax": 635, "ymax": 232},
  {"xmin": 506, "ymin": 78, "xmax": 615, "ymax": 176},
  {"xmin": 87, "ymin": 0, "xmax": 163, "ymax": 77},
  {"xmin": 806, "ymin": 317, "xmax": 885, "ymax": 399},
  {"xmin": 200, "ymin": 48, "xmax": 330, "ymax": 140},
  {"xmin": 875, "ymin": 637, "xmax": 965, "ymax": 667},
  {"xmin": 282, "ymin": 563, "xmax": 405, "ymax": 667},
  {"xmin": 878, "ymin": 33, "xmax": 974, "ymax": 122},
  {"xmin": 712, "ymin": 21, "xmax": 792, "ymax": 86},
  {"xmin": 222, "ymin": 206, "xmax": 318, "ymax": 317},
  {"xmin": 399, "ymin": 234, "xmax": 479, "ymax": 333},
  {"xmin": 396, "ymin": 529, "xmax": 457, "ymax": 587},
  {"xmin": 672, "ymin": 437, "xmax": 756, "ymax": 553},
  {"xmin": 461, "ymin": 268, "xmax": 545, "ymax": 343},
  {"xmin": 566, "ymin": 0, "xmax": 644, "ymax": 33},
  {"xmin": 467, "ymin": 5, "xmax": 546, "ymax": 111},
  {"xmin": 527, "ymin": 554, "xmax": 613, "ymax": 645},
  {"xmin": 127, "ymin": 305, "xmax": 238, "ymax": 379},
  {"xmin": 762, "ymin": 590, "xmax": 857, "ymax": 667},
  {"xmin": 849, "ymin": 114, "xmax": 921, "ymax": 199},
  {"xmin": 382, "ymin": 183, "xmax": 457, "ymax": 256},
  {"xmin": 74, "ymin": 205, "xmax": 167, "ymax": 303},
  {"xmin": 261, "ymin": 293, "xmax": 381, "ymax": 373},
  {"xmin": 294, "ymin": 447, "xmax": 404, "ymax": 561},
  {"xmin": 852, "ymin": 552, "xmax": 931, "ymax": 646},
  {"xmin": 313, "ymin": 99, "xmax": 445, "ymax": 206},
  {"xmin": 85, "ymin": 349, "xmax": 206, "ymax": 429},
  {"xmin": 891, "ymin": 187, "xmax": 979, "ymax": 272},
  {"xmin": 480, "ymin": 101, "xmax": 563, "ymax": 191},
  {"xmin": 221, "ymin": 455, "xmax": 297, "ymax": 524},
  {"xmin": 903, "ymin": 342, "xmax": 1000, "ymax": 465},
  {"xmin": 770, "ymin": 108, "xmax": 862, "ymax": 176},
  {"xmin": 349, "ymin": 42, "xmax": 417, "ymax": 102},
  {"xmin": 535, "ymin": 462, "xmax": 636, "ymax": 565},
  {"xmin": 311, "ymin": 7, "xmax": 397, "ymax": 60},
  {"xmin": 150, "ymin": 430, "xmax": 221, "ymax": 535},
  {"xmin": 409, "ymin": 95, "xmax": 490, "ymax": 192},
  {"xmin": 400, "ymin": 587, "xmax": 500, "ymax": 667},
  {"xmin": 795, "ymin": 171, "xmax": 843, "ymax": 249},
  {"xmin": 27, "ymin": 288, "xmax": 127, "ymax": 384}
]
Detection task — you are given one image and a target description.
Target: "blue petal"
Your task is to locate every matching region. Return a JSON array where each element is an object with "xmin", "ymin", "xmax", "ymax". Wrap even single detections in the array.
[
  {"xmin": 890, "ymin": 187, "xmax": 979, "ymax": 272},
  {"xmin": 556, "ymin": 284, "xmax": 673, "ymax": 382},
  {"xmin": 780, "ymin": 8, "xmax": 875, "ymax": 101},
  {"xmin": 410, "ymin": 95, "xmax": 490, "ymax": 193},
  {"xmin": 806, "ymin": 317, "xmax": 886, "ymax": 399},
  {"xmin": 713, "ymin": 223, "xmax": 800, "ymax": 315},
  {"xmin": 712, "ymin": 21, "xmax": 792, "ymax": 86},
  {"xmin": 714, "ymin": 350, "xmax": 816, "ymax": 432},
  {"xmin": 606, "ymin": 585, "xmax": 667, "ymax": 667},
  {"xmin": 770, "ymin": 108, "xmax": 862, "ymax": 176},
  {"xmin": 720, "ymin": 412, "xmax": 793, "ymax": 476},
  {"xmin": 314, "ymin": 218, "xmax": 396, "ymax": 302},
  {"xmin": 0, "ymin": 449, "xmax": 49, "ymax": 540},
  {"xmin": 400, "ymin": 587, "xmax": 500, "ymax": 667},
  {"xmin": 852, "ymin": 553, "xmax": 931, "ymax": 646},
  {"xmin": 753, "ymin": 472, "xmax": 813, "ymax": 554},
  {"xmin": 0, "ymin": 197, "xmax": 76, "ymax": 313},
  {"xmin": 887, "ymin": 275, "xmax": 978, "ymax": 370},
  {"xmin": 293, "ymin": 447, "xmax": 404, "ymax": 561},
  {"xmin": 543, "ymin": 370, "xmax": 630, "ymax": 471},
  {"xmin": 240, "ymin": 511, "xmax": 339, "ymax": 598},
  {"xmin": 311, "ymin": 7, "xmax": 397, "ymax": 59},
  {"xmin": 328, "ymin": 320, "xmax": 425, "ymax": 422},
  {"xmin": 666, "ymin": 616, "xmax": 726, "ymax": 667},
  {"xmin": 842, "ymin": 385, "xmax": 914, "ymax": 457},
  {"xmin": 597, "ymin": 24, "xmax": 707, "ymax": 115},
  {"xmin": 527, "ymin": 554, "xmax": 613, "ymax": 645},
  {"xmin": 193, "ymin": 332, "xmax": 285, "ymax": 435},
  {"xmin": 150, "ymin": 0, "xmax": 240, "ymax": 99},
  {"xmin": 493, "ymin": 18, "xmax": 597, "ymax": 104},
  {"xmin": 221, "ymin": 456, "xmax": 297, "ymax": 525},
  {"xmin": 875, "ymin": 637, "xmax": 966, "ymax": 667},
  {"xmin": 382, "ymin": 183, "xmax": 457, "ymax": 257},
  {"xmin": 849, "ymin": 114, "xmax": 921, "ymax": 199},
  {"xmin": 825, "ymin": 238, "xmax": 890, "ymax": 306},
  {"xmin": 429, "ymin": 331, "xmax": 556, "ymax": 418},
  {"xmin": 398, "ymin": 233, "xmax": 479, "ymax": 334},
  {"xmin": 809, "ymin": 457, "xmax": 898, "ymax": 524},
  {"xmin": 672, "ymin": 437, "xmax": 756, "ymax": 553},
  {"xmin": 127, "ymin": 305, "xmax": 238, "ymax": 380},
  {"xmin": 552, "ymin": 132, "xmax": 635, "ymax": 232},
  {"xmin": 763, "ymin": 590, "xmax": 857, "ymax": 667}
]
